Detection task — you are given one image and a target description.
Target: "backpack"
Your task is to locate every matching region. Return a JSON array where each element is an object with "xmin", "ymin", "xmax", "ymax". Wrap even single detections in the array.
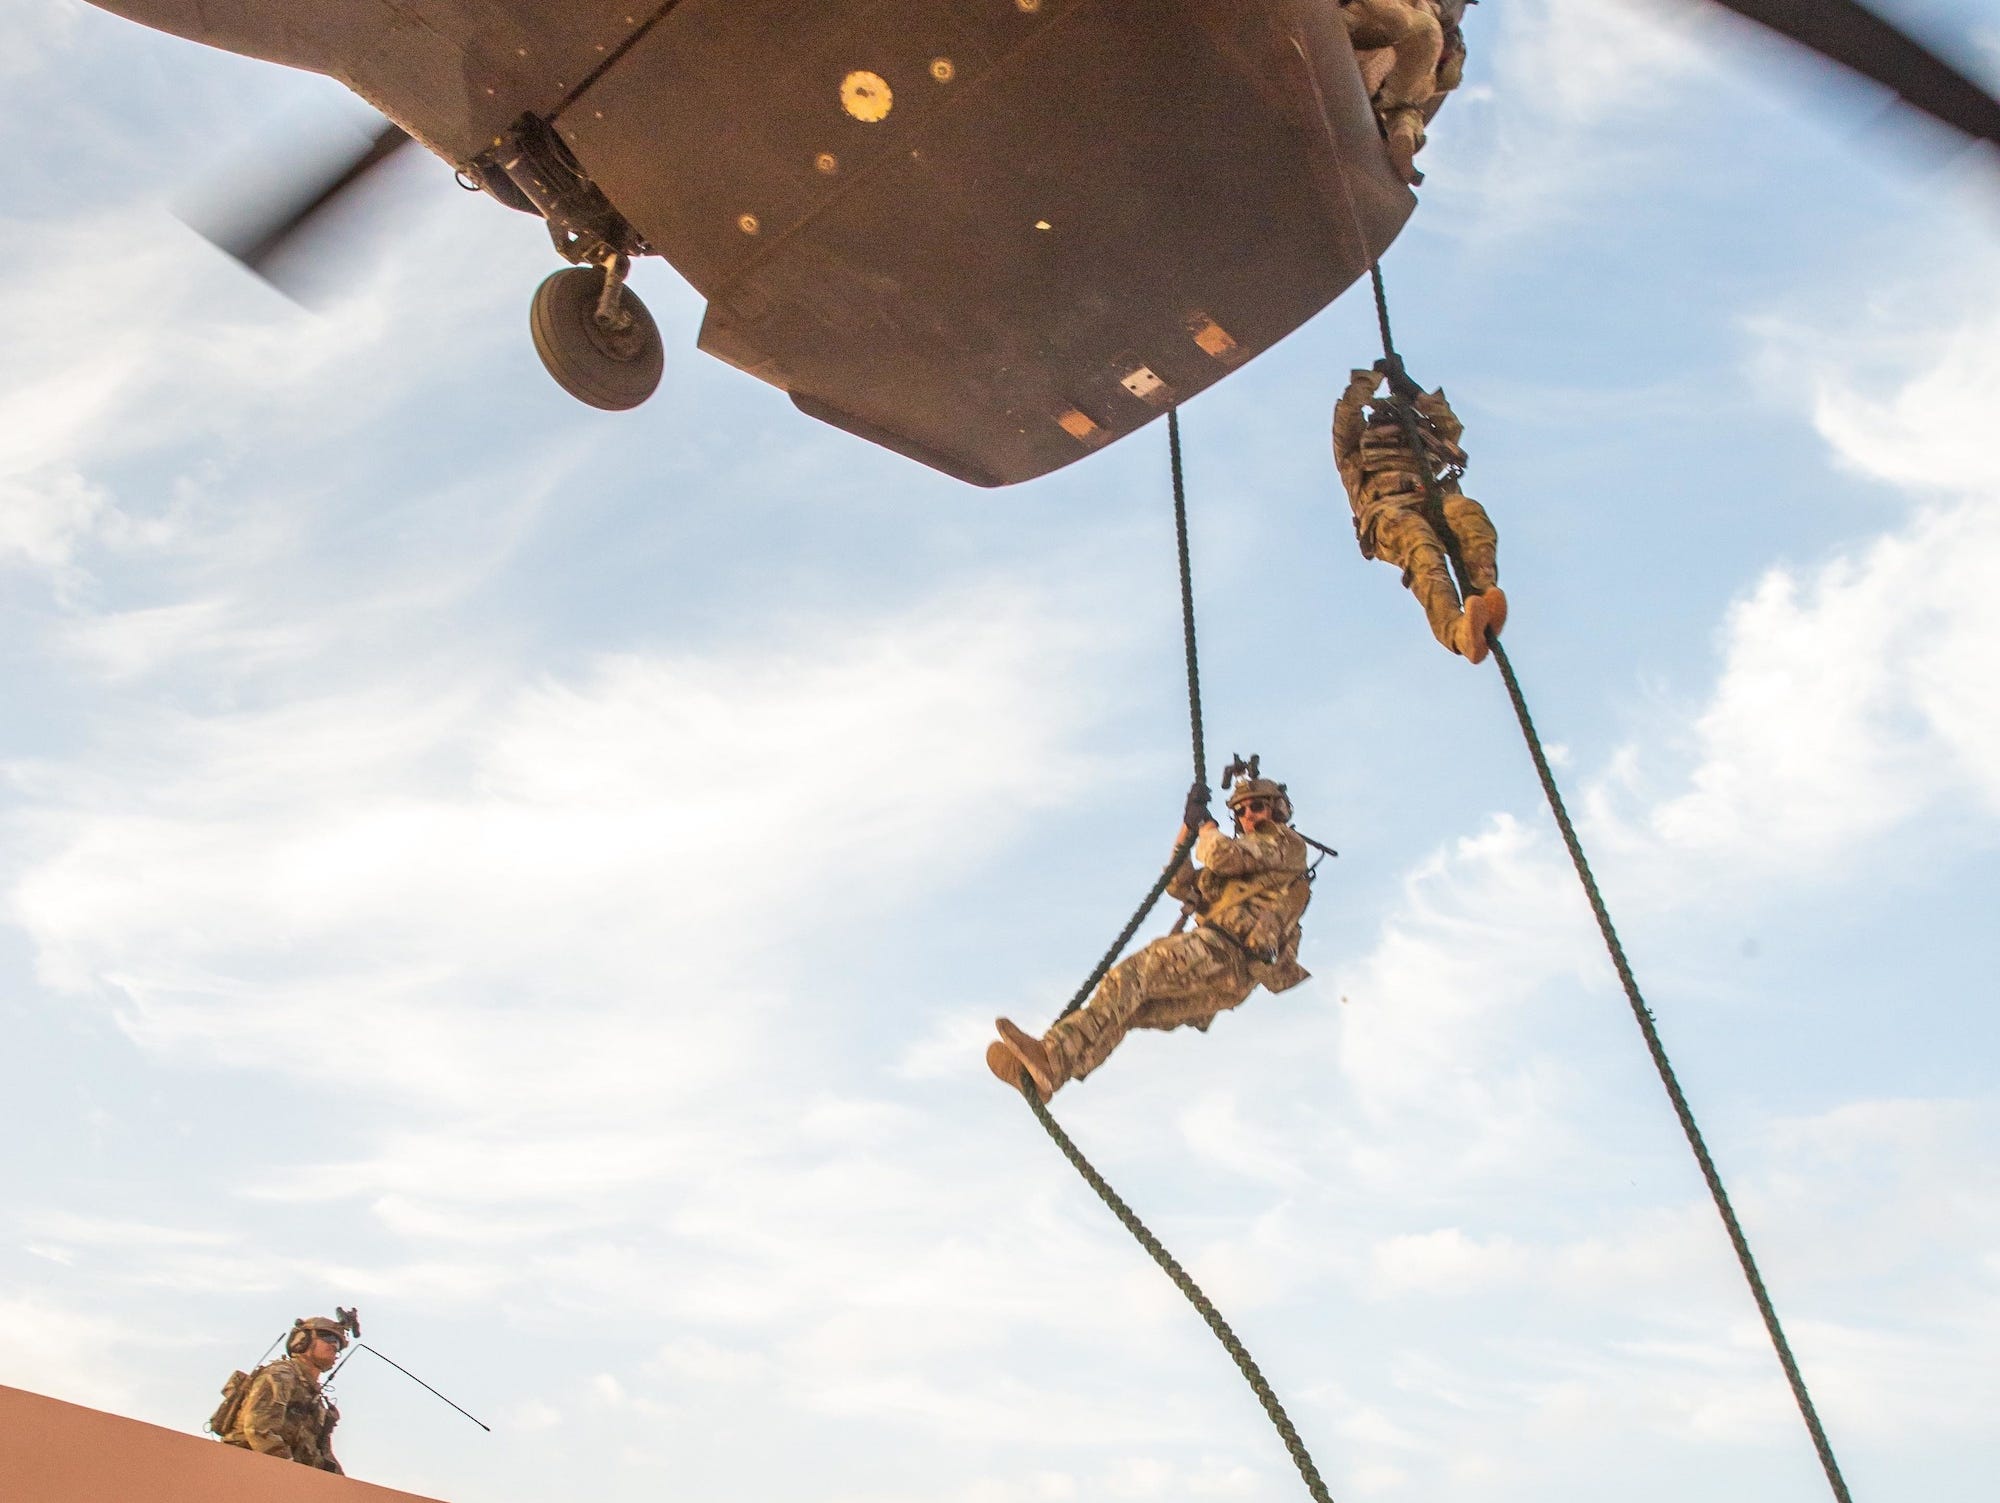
[{"xmin": 206, "ymin": 1367, "xmax": 257, "ymax": 1437}]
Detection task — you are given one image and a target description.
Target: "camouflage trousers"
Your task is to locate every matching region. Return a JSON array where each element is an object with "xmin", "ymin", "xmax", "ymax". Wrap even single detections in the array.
[
  {"xmin": 1044, "ymin": 926, "xmax": 1254, "ymax": 1084},
  {"xmin": 1341, "ymin": 0, "xmax": 1445, "ymax": 112},
  {"xmin": 1359, "ymin": 487, "xmax": 1499, "ymax": 650}
]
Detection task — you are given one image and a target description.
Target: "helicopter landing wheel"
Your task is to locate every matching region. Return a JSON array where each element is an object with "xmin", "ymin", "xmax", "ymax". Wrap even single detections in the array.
[{"xmin": 529, "ymin": 266, "xmax": 663, "ymax": 411}]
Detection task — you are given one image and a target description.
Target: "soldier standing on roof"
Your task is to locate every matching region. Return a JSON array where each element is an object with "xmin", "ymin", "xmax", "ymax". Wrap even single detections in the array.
[
  {"xmin": 213, "ymin": 1315, "xmax": 348, "ymax": 1473},
  {"xmin": 1340, "ymin": 0, "xmax": 1471, "ymax": 184},
  {"xmin": 1334, "ymin": 363, "xmax": 1506, "ymax": 663},
  {"xmin": 987, "ymin": 769, "xmax": 1312, "ymax": 1100}
]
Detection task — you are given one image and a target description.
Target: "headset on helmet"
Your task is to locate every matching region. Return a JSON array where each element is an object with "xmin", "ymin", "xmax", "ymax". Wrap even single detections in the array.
[{"xmin": 285, "ymin": 1311, "xmax": 358, "ymax": 1356}]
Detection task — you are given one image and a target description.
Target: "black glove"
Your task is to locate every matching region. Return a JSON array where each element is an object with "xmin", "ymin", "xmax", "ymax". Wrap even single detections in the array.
[
  {"xmin": 1182, "ymin": 781, "xmax": 1214, "ymax": 834},
  {"xmin": 1373, "ymin": 354, "xmax": 1423, "ymax": 402}
]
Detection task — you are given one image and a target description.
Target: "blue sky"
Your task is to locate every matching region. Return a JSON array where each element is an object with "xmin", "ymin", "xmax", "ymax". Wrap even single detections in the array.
[{"xmin": 2, "ymin": 2, "xmax": 1997, "ymax": 1501}]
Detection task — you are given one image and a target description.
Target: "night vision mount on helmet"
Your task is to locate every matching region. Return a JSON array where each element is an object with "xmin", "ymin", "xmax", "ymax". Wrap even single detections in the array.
[{"xmin": 1222, "ymin": 753, "xmax": 1292, "ymax": 825}]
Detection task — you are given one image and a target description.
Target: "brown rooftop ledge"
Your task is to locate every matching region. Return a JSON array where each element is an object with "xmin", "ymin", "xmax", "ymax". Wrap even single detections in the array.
[{"xmin": 0, "ymin": 1384, "xmax": 446, "ymax": 1503}]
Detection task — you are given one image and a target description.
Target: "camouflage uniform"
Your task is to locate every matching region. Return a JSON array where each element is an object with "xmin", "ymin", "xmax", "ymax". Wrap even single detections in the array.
[
  {"xmin": 1332, "ymin": 369, "xmax": 1499, "ymax": 655},
  {"xmin": 1341, "ymin": 0, "xmax": 1468, "ymax": 181},
  {"xmin": 1042, "ymin": 822, "xmax": 1312, "ymax": 1085},
  {"xmin": 223, "ymin": 1356, "xmax": 343, "ymax": 1474}
]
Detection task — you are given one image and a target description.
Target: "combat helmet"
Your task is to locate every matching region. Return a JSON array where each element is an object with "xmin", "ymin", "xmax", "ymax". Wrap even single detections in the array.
[
  {"xmin": 1223, "ymin": 754, "xmax": 1292, "ymax": 826},
  {"xmin": 285, "ymin": 1311, "xmax": 358, "ymax": 1356}
]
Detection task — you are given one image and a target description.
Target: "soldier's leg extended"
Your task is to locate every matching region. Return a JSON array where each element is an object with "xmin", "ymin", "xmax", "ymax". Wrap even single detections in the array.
[
  {"xmin": 1371, "ymin": 506, "xmax": 1471, "ymax": 654},
  {"xmin": 1342, "ymin": 0, "xmax": 1442, "ymax": 181},
  {"xmin": 1044, "ymin": 930, "xmax": 1247, "ymax": 1085},
  {"xmin": 1441, "ymin": 489, "xmax": 1506, "ymax": 642},
  {"xmin": 1440, "ymin": 491, "xmax": 1498, "ymax": 593}
]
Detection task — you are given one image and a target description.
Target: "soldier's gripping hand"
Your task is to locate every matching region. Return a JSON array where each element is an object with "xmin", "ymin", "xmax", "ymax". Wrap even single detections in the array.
[
  {"xmin": 1373, "ymin": 355, "xmax": 1425, "ymax": 401},
  {"xmin": 1344, "ymin": 368, "xmax": 1381, "ymax": 401},
  {"xmin": 1181, "ymin": 780, "xmax": 1216, "ymax": 838}
]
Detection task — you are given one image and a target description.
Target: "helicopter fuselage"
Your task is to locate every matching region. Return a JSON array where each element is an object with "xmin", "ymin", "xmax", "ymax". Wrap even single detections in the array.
[{"xmin": 84, "ymin": 0, "xmax": 1417, "ymax": 485}]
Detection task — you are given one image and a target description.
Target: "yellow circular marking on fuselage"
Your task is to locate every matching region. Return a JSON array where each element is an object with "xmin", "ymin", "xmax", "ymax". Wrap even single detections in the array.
[{"xmin": 840, "ymin": 70, "xmax": 894, "ymax": 123}]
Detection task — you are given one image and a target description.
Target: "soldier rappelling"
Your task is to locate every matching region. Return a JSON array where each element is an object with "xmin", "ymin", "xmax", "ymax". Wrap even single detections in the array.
[
  {"xmin": 1334, "ymin": 362, "xmax": 1506, "ymax": 663},
  {"xmin": 987, "ymin": 760, "xmax": 1314, "ymax": 1100},
  {"xmin": 1340, "ymin": 0, "xmax": 1471, "ymax": 184},
  {"xmin": 209, "ymin": 1312, "xmax": 356, "ymax": 1474}
]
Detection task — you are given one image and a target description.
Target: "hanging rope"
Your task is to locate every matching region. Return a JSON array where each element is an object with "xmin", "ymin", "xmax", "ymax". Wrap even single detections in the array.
[
  {"xmin": 1365, "ymin": 261, "xmax": 1854, "ymax": 1503},
  {"xmin": 1011, "ymin": 413, "xmax": 1342, "ymax": 1503},
  {"xmin": 1015, "ymin": 1076, "xmax": 1338, "ymax": 1503},
  {"xmin": 1488, "ymin": 639, "xmax": 1852, "ymax": 1501},
  {"xmin": 1056, "ymin": 409, "xmax": 1206, "ymax": 1020}
]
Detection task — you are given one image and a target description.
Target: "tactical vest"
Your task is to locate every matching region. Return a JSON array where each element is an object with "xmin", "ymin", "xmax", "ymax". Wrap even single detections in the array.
[
  {"xmin": 213, "ymin": 1358, "xmax": 339, "ymax": 1465},
  {"xmin": 1192, "ymin": 829, "xmax": 1312, "ymax": 990},
  {"xmin": 1356, "ymin": 413, "xmax": 1463, "ymax": 482}
]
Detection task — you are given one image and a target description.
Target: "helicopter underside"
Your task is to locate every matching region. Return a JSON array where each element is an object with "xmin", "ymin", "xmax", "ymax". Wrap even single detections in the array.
[{"xmin": 87, "ymin": 0, "xmax": 1414, "ymax": 486}]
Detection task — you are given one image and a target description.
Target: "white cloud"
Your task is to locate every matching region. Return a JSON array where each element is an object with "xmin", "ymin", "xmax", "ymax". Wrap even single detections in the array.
[
  {"xmin": 1371, "ymin": 1226, "xmax": 1525, "ymax": 1297},
  {"xmin": 1335, "ymin": 1405, "xmax": 1420, "ymax": 1450},
  {"xmin": 1428, "ymin": 0, "xmax": 1713, "ymax": 231},
  {"xmin": 0, "ymin": 0, "xmax": 78, "ymax": 81},
  {"xmin": 0, "ymin": 1294, "xmax": 139, "ymax": 1411},
  {"xmin": 1493, "ymin": 0, "xmax": 1706, "ymax": 129},
  {"xmin": 53, "ymin": 597, "xmax": 316, "ymax": 681},
  {"xmin": 1635, "ymin": 272, "xmax": 2000, "ymax": 862},
  {"xmin": 9, "ymin": 582, "xmax": 1104, "ymax": 1030},
  {"xmin": 0, "ymin": 469, "xmax": 114, "ymax": 575}
]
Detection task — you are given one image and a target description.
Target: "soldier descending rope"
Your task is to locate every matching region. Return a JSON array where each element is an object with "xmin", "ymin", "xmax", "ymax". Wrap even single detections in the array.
[
  {"xmin": 1340, "ymin": 0, "xmax": 1471, "ymax": 184},
  {"xmin": 987, "ymin": 762, "xmax": 1314, "ymax": 1100},
  {"xmin": 1333, "ymin": 362, "xmax": 1506, "ymax": 663}
]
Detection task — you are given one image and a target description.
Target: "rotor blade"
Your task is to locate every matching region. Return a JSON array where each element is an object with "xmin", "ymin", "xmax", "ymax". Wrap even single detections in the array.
[
  {"xmin": 1704, "ymin": 0, "xmax": 2000, "ymax": 146},
  {"xmin": 212, "ymin": 120, "xmax": 415, "ymax": 276}
]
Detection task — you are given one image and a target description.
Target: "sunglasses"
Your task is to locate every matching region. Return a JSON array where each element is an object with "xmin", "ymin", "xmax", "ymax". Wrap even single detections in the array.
[{"xmin": 1238, "ymin": 798, "xmax": 1272, "ymax": 814}]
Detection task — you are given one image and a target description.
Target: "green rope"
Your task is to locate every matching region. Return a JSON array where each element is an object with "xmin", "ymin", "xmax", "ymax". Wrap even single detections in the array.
[
  {"xmin": 1017, "ymin": 1074, "xmax": 1338, "ymax": 1503},
  {"xmin": 1057, "ymin": 411, "xmax": 1206, "ymax": 1020},
  {"xmin": 1488, "ymin": 638, "xmax": 1854, "ymax": 1503},
  {"xmin": 1016, "ymin": 416, "xmax": 1342, "ymax": 1501},
  {"xmin": 1365, "ymin": 258, "xmax": 1853, "ymax": 1503}
]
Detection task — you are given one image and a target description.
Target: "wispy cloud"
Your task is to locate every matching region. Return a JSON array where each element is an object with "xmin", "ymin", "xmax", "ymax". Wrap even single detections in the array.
[{"xmin": 1425, "ymin": 0, "xmax": 1714, "ymax": 235}]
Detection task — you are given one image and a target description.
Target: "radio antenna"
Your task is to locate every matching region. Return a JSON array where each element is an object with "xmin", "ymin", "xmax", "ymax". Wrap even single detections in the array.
[{"xmin": 345, "ymin": 1344, "xmax": 491, "ymax": 1432}]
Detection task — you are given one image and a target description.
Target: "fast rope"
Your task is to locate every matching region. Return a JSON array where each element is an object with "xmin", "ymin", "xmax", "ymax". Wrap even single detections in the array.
[
  {"xmin": 1014, "ymin": 1078, "xmax": 1337, "ymax": 1503},
  {"xmin": 1056, "ymin": 410, "xmax": 1206, "ymax": 1021},
  {"xmin": 1018, "ymin": 411, "xmax": 1341, "ymax": 1503},
  {"xmin": 1366, "ymin": 261, "xmax": 1854, "ymax": 1503}
]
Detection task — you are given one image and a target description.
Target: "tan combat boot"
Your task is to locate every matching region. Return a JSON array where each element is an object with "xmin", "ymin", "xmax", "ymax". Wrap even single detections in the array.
[
  {"xmin": 988, "ymin": 1017, "xmax": 1059, "ymax": 1101},
  {"xmin": 1383, "ymin": 108, "xmax": 1426, "ymax": 186},
  {"xmin": 1450, "ymin": 610, "xmax": 1489, "ymax": 665},
  {"xmin": 1466, "ymin": 587, "xmax": 1507, "ymax": 652}
]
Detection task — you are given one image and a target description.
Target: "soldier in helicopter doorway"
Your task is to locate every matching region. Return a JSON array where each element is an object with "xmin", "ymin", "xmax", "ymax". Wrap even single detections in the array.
[
  {"xmin": 1340, "ymin": 0, "xmax": 1472, "ymax": 184},
  {"xmin": 210, "ymin": 1312, "xmax": 355, "ymax": 1473},
  {"xmin": 987, "ymin": 762, "xmax": 1313, "ymax": 1100}
]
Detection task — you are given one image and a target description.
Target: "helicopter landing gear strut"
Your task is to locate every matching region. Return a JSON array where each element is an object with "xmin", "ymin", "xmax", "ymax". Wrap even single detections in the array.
[{"xmin": 529, "ymin": 253, "xmax": 664, "ymax": 412}]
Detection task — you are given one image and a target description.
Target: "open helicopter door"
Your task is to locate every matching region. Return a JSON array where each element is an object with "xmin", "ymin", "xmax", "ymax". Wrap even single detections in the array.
[{"xmin": 553, "ymin": 0, "xmax": 1413, "ymax": 486}]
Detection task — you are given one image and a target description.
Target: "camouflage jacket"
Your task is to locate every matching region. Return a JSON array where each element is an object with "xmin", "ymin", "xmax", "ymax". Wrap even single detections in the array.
[
  {"xmin": 1332, "ymin": 385, "xmax": 1467, "ymax": 508},
  {"xmin": 1170, "ymin": 824, "xmax": 1312, "ymax": 990},
  {"xmin": 225, "ymin": 1356, "xmax": 343, "ymax": 1473}
]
